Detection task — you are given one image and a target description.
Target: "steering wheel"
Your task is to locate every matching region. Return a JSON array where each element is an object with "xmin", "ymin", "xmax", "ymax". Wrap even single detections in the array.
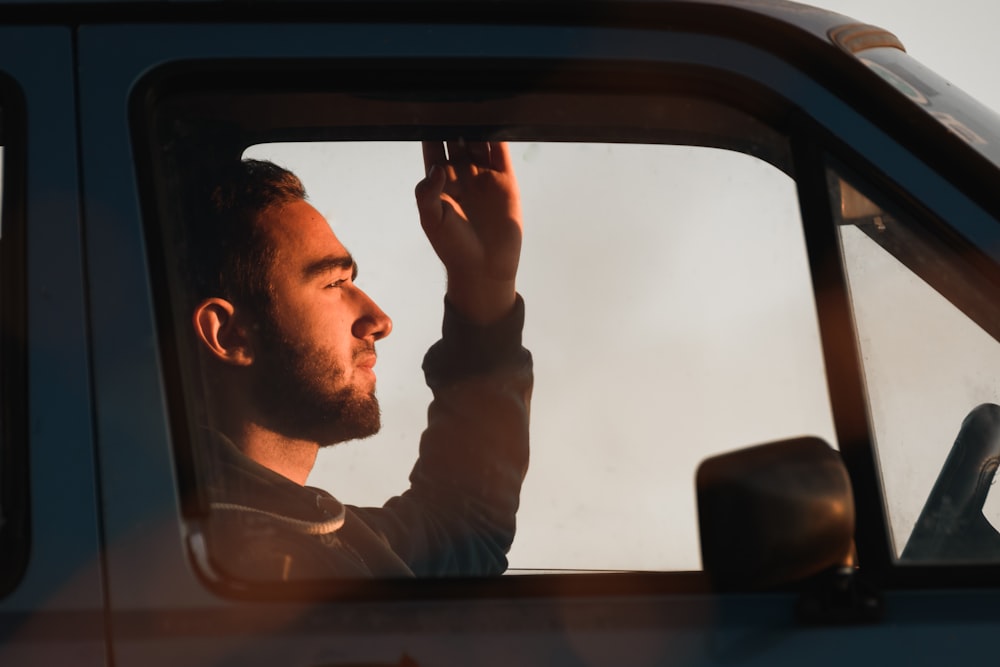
[{"xmin": 901, "ymin": 403, "xmax": 1000, "ymax": 561}]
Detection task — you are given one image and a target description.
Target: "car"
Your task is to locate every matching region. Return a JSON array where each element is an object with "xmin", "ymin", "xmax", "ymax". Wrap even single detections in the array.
[{"xmin": 3, "ymin": 0, "xmax": 1000, "ymax": 665}]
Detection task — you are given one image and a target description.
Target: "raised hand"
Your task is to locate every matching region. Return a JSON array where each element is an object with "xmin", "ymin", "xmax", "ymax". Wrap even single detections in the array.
[{"xmin": 415, "ymin": 140, "xmax": 523, "ymax": 325}]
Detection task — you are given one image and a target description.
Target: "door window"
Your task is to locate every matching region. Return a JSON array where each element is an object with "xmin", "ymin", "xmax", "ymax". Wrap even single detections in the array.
[
  {"xmin": 138, "ymin": 76, "xmax": 839, "ymax": 586},
  {"xmin": 236, "ymin": 141, "xmax": 836, "ymax": 573}
]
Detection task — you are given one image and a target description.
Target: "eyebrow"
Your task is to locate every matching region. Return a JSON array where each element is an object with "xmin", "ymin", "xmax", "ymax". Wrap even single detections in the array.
[{"xmin": 302, "ymin": 254, "xmax": 358, "ymax": 281}]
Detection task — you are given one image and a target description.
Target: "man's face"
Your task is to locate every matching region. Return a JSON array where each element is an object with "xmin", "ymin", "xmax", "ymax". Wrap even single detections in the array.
[{"xmin": 248, "ymin": 199, "xmax": 392, "ymax": 445}]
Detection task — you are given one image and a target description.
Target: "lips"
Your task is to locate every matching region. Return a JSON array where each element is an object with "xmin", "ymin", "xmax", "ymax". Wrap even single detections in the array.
[{"xmin": 355, "ymin": 349, "xmax": 377, "ymax": 370}]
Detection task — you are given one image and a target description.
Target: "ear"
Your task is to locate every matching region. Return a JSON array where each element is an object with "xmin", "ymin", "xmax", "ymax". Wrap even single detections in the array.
[{"xmin": 192, "ymin": 298, "xmax": 255, "ymax": 366}]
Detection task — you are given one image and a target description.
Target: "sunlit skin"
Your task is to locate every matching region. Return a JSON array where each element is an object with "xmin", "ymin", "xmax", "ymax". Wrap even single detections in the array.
[
  {"xmin": 260, "ymin": 200, "xmax": 390, "ymax": 407},
  {"xmin": 192, "ymin": 200, "xmax": 391, "ymax": 482},
  {"xmin": 193, "ymin": 140, "xmax": 522, "ymax": 485},
  {"xmin": 416, "ymin": 140, "xmax": 522, "ymax": 325}
]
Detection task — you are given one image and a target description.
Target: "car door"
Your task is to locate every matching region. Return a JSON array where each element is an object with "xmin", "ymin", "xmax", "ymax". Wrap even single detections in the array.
[
  {"xmin": 76, "ymin": 6, "xmax": 1000, "ymax": 667},
  {"xmin": 0, "ymin": 24, "xmax": 107, "ymax": 667}
]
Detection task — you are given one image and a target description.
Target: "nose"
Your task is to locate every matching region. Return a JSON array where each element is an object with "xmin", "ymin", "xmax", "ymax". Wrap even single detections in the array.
[{"xmin": 352, "ymin": 288, "xmax": 392, "ymax": 341}]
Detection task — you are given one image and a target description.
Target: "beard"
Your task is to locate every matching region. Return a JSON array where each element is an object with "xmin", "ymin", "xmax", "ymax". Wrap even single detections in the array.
[{"xmin": 250, "ymin": 315, "xmax": 381, "ymax": 446}]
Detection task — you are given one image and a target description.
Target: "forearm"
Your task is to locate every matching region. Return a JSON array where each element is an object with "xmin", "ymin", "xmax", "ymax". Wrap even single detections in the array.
[
  {"xmin": 364, "ymin": 296, "xmax": 532, "ymax": 576},
  {"xmin": 445, "ymin": 275, "xmax": 517, "ymax": 326}
]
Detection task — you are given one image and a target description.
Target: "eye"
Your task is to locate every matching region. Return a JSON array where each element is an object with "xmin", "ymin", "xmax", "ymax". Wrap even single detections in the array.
[{"xmin": 327, "ymin": 278, "xmax": 348, "ymax": 289}]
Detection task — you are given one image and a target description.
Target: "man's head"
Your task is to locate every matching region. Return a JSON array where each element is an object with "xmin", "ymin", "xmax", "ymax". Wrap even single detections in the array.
[
  {"xmin": 190, "ymin": 159, "xmax": 305, "ymax": 315},
  {"xmin": 189, "ymin": 159, "xmax": 392, "ymax": 447}
]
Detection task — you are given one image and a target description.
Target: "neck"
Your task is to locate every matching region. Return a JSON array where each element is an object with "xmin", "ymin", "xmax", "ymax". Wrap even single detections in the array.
[
  {"xmin": 230, "ymin": 422, "xmax": 319, "ymax": 486},
  {"xmin": 205, "ymin": 370, "xmax": 321, "ymax": 486}
]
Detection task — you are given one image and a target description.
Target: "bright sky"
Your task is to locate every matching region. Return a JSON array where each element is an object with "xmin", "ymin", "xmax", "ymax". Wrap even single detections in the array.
[{"xmin": 242, "ymin": 0, "xmax": 1000, "ymax": 572}]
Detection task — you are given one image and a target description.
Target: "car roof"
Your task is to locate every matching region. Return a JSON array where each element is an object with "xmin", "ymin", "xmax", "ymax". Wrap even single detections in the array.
[
  {"xmin": 11, "ymin": 0, "xmax": 1000, "ymax": 215},
  {"xmin": 0, "ymin": 0, "xmax": 905, "ymax": 80},
  {"xmin": 0, "ymin": 0, "xmax": 884, "ymax": 42},
  {"xmin": 0, "ymin": 0, "xmax": 906, "ymax": 85}
]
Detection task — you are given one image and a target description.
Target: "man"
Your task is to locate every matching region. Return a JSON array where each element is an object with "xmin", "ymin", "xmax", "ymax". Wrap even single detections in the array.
[{"xmin": 186, "ymin": 141, "xmax": 532, "ymax": 580}]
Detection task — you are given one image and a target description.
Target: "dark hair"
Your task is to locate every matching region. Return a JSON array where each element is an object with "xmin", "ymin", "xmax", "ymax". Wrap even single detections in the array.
[{"xmin": 186, "ymin": 159, "xmax": 306, "ymax": 314}]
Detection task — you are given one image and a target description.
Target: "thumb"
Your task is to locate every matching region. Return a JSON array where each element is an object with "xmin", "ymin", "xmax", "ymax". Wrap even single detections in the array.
[{"xmin": 414, "ymin": 164, "xmax": 447, "ymax": 231}]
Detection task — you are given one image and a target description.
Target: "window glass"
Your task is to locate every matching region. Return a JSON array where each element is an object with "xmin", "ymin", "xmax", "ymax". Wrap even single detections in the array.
[{"xmin": 832, "ymin": 167, "xmax": 1000, "ymax": 562}]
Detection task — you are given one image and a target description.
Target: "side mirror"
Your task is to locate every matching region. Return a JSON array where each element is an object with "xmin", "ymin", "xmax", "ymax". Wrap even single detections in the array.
[{"xmin": 696, "ymin": 437, "xmax": 855, "ymax": 590}]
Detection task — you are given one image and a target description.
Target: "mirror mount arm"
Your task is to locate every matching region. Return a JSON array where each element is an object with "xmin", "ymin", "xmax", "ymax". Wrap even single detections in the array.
[{"xmin": 795, "ymin": 565, "xmax": 884, "ymax": 625}]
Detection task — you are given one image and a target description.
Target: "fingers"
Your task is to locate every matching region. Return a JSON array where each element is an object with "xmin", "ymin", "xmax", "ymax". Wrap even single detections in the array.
[
  {"xmin": 428, "ymin": 139, "xmax": 508, "ymax": 175},
  {"xmin": 464, "ymin": 141, "xmax": 492, "ymax": 168},
  {"xmin": 446, "ymin": 139, "xmax": 469, "ymax": 165},
  {"xmin": 419, "ymin": 140, "xmax": 514, "ymax": 213},
  {"xmin": 488, "ymin": 141, "xmax": 512, "ymax": 172},
  {"xmin": 452, "ymin": 141, "xmax": 501, "ymax": 172},
  {"xmin": 446, "ymin": 139, "xmax": 480, "ymax": 181},
  {"xmin": 422, "ymin": 141, "xmax": 447, "ymax": 176},
  {"xmin": 414, "ymin": 164, "xmax": 445, "ymax": 228}
]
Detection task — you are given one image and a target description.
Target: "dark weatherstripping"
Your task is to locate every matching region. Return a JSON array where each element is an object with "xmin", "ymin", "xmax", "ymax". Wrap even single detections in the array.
[{"xmin": 0, "ymin": 71, "xmax": 30, "ymax": 597}]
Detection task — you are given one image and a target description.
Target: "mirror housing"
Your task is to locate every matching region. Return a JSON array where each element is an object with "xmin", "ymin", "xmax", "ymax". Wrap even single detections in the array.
[{"xmin": 696, "ymin": 437, "xmax": 855, "ymax": 590}]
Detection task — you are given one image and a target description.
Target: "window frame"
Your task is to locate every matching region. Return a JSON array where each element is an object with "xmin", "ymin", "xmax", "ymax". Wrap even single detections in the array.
[
  {"xmin": 99, "ymin": 16, "xmax": 1000, "ymax": 603},
  {"xmin": 133, "ymin": 56, "xmax": 862, "ymax": 600},
  {"xmin": 791, "ymin": 122, "xmax": 1000, "ymax": 588}
]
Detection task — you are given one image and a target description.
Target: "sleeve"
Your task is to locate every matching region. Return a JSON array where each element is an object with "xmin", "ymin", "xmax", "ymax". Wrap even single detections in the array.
[{"xmin": 350, "ymin": 295, "xmax": 533, "ymax": 576}]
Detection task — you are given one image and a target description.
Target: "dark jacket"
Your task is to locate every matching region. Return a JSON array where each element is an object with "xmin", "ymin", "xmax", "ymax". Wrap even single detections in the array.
[{"xmin": 201, "ymin": 297, "xmax": 533, "ymax": 581}]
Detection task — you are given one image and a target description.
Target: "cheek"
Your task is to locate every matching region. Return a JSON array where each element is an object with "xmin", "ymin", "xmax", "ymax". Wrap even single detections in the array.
[
  {"xmin": 273, "ymin": 297, "xmax": 333, "ymax": 333},
  {"xmin": 297, "ymin": 314, "xmax": 357, "ymax": 360},
  {"xmin": 267, "ymin": 292, "xmax": 359, "ymax": 351}
]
